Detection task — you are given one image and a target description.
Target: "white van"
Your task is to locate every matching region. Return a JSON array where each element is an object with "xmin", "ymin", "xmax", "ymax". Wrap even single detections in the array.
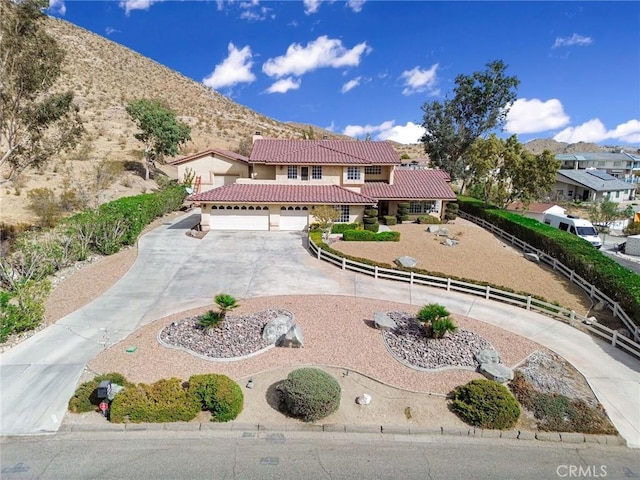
[{"xmin": 542, "ymin": 213, "xmax": 602, "ymax": 248}]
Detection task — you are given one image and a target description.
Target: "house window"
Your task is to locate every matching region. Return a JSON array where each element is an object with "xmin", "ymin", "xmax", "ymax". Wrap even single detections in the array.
[
  {"xmin": 616, "ymin": 191, "xmax": 620, "ymax": 198},
  {"xmin": 347, "ymin": 166, "xmax": 360, "ymax": 180},
  {"xmin": 568, "ymin": 190, "xmax": 574, "ymax": 197},
  {"xmin": 312, "ymin": 166, "xmax": 322, "ymax": 179},
  {"xmin": 364, "ymin": 166, "xmax": 382, "ymax": 175},
  {"xmin": 613, "ymin": 161, "xmax": 622, "ymax": 167},
  {"xmin": 408, "ymin": 201, "xmax": 439, "ymax": 214},
  {"xmin": 597, "ymin": 161, "xmax": 605, "ymax": 167},
  {"xmin": 287, "ymin": 166, "xmax": 297, "ymax": 179},
  {"xmin": 339, "ymin": 205, "xmax": 350, "ymax": 223}
]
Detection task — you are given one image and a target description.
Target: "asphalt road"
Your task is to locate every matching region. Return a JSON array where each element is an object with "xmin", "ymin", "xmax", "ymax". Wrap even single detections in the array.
[
  {"xmin": 600, "ymin": 235, "xmax": 640, "ymax": 275},
  {"xmin": 1, "ymin": 430, "xmax": 639, "ymax": 480}
]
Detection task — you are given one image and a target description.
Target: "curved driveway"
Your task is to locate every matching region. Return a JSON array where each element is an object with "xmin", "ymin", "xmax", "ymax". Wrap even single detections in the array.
[{"xmin": 1, "ymin": 211, "xmax": 638, "ymax": 447}]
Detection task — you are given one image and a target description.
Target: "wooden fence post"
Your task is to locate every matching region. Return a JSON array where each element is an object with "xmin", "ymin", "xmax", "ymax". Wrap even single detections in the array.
[
  {"xmin": 526, "ymin": 296, "xmax": 532, "ymax": 311},
  {"xmin": 341, "ymin": 258, "xmax": 346, "ymax": 270},
  {"xmin": 485, "ymin": 286, "xmax": 490, "ymax": 300},
  {"xmin": 317, "ymin": 247, "xmax": 322, "ymax": 260},
  {"xmin": 447, "ymin": 278, "xmax": 451, "ymax": 292},
  {"xmin": 612, "ymin": 331, "xmax": 618, "ymax": 348},
  {"xmin": 569, "ymin": 310, "xmax": 575, "ymax": 327},
  {"xmin": 374, "ymin": 266, "xmax": 378, "ymax": 279}
]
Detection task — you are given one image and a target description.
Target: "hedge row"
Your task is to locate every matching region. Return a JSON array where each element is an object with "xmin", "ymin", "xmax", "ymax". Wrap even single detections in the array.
[
  {"xmin": 457, "ymin": 196, "xmax": 640, "ymax": 325},
  {"xmin": 342, "ymin": 230, "xmax": 400, "ymax": 242}
]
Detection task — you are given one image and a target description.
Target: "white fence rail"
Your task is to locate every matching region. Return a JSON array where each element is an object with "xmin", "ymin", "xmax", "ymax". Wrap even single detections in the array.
[
  {"xmin": 308, "ymin": 237, "xmax": 640, "ymax": 360},
  {"xmin": 457, "ymin": 210, "xmax": 639, "ymax": 343}
]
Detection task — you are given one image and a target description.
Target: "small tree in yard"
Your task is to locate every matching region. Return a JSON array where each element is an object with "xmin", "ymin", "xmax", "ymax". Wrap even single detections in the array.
[
  {"xmin": 199, "ymin": 293, "xmax": 239, "ymax": 336},
  {"xmin": 126, "ymin": 99, "xmax": 191, "ymax": 181},
  {"xmin": 416, "ymin": 303, "xmax": 457, "ymax": 339},
  {"xmin": 215, "ymin": 293, "xmax": 239, "ymax": 319},
  {"xmin": 589, "ymin": 199, "xmax": 632, "ymax": 244},
  {"xmin": 312, "ymin": 205, "xmax": 340, "ymax": 240}
]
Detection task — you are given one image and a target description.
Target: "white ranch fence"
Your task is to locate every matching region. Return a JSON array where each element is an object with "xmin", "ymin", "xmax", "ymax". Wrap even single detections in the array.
[{"xmin": 308, "ymin": 232, "xmax": 640, "ymax": 360}]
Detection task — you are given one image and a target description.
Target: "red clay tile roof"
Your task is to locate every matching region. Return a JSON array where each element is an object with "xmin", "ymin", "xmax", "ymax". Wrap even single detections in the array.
[
  {"xmin": 250, "ymin": 139, "xmax": 400, "ymax": 165},
  {"xmin": 169, "ymin": 148, "xmax": 249, "ymax": 165},
  {"xmin": 188, "ymin": 184, "xmax": 376, "ymax": 204},
  {"xmin": 361, "ymin": 169, "xmax": 456, "ymax": 200}
]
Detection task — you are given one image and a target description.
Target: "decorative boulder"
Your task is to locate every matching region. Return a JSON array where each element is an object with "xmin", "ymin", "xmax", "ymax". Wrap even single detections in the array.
[
  {"xmin": 356, "ymin": 394, "xmax": 372, "ymax": 405},
  {"xmin": 395, "ymin": 256, "xmax": 418, "ymax": 268},
  {"xmin": 479, "ymin": 363, "xmax": 514, "ymax": 384},
  {"xmin": 373, "ymin": 312, "xmax": 397, "ymax": 331},
  {"xmin": 426, "ymin": 225, "xmax": 440, "ymax": 233},
  {"xmin": 437, "ymin": 228, "xmax": 450, "ymax": 237},
  {"xmin": 475, "ymin": 349, "xmax": 501, "ymax": 365},
  {"xmin": 441, "ymin": 238, "xmax": 458, "ymax": 247},
  {"xmin": 279, "ymin": 324, "xmax": 304, "ymax": 348},
  {"xmin": 524, "ymin": 252, "xmax": 540, "ymax": 263},
  {"xmin": 262, "ymin": 314, "xmax": 295, "ymax": 344}
]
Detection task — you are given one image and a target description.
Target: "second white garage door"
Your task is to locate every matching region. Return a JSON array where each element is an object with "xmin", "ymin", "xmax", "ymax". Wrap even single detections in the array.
[
  {"xmin": 280, "ymin": 206, "xmax": 309, "ymax": 231},
  {"xmin": 211, "ymin": 206, "xmax": 269, "ymax": 231}
]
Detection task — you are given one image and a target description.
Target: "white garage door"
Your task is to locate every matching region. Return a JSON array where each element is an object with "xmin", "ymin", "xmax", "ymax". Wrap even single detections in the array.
[
  {"xmin": 211, "ymin": 206, "xmax": 269, "ymax": 231},
  {"xmin": 280, "ymin": 206, "xmax": 309, "ymax": 231}
]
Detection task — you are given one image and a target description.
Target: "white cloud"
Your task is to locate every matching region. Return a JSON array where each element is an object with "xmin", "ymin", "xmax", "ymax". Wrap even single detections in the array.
[
  {"xmin": 263, "ymin": 36, "xmax": 370, "ymax": 78},
  {"xmin": 554, "ymin": 119, "xmax": 640, "ymax": 144},
  {"xmin": 303, "ymin": 0, "xmax": 322, "ymax": 14},
  {"xmin": 553, "ymin": 33, "xmax": 593, "ymax": 49},
  {"xmin": 341, "ymin": 77, "xmax": 361, "ymax": 93},
  {"xmin": 119, "ymin": 0, "xmax": 161, "ymax": 14},
  {"xmin": 505, "ymin": 98, "xmax": 570, "ymax": 134},
  {"xmin": 400, "ymin": 64, "xmax": 439, "ymax": 96},
  {"xmin": 239, "ymin": 0, "xmax": 273, "ymax": 21},
  {"xmin": 105, "ymin": 27, "xmax": 119, "ymax": 36},
  {"xmin": 265, "ymin": 77, "xmax": 301, "ymax": 94},
  {"xmin": 202, "ymin": 43, "xmax": 256, "ymax": 90},
  {"xmin": 346, "ymin": 0, "xmax": 366, "ymax": 12},
  {"xmin": 48, "ymin": 0, "xmax": 66, "ymax": 15},
  {"xmin": 343, "ymin": 120, "xmax": 425, "ymax": 144},
  {"xmin": 325, "ymin": 121, "xmax": 336, "ymax": 132}
]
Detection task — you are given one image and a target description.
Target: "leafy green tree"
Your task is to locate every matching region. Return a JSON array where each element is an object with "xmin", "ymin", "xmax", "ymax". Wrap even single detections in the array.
[
  {"xmin": 588, "ymin": 198, "xmax": 630, "ymax": 243},
  {"xmin": 506, "ymin": 148, "xmax": 559, "ymax": 211},
  {"xmin": 420, "ymin": 60, "xmax": 519, "ymax": 193},
  {"xmin": 125, "ymin": 99, "xmax": 191, "ymax": 181},
  {"xmin": 0, "ymin": 0, "xmax": 84, "ymax": 178},
  {"xmin": 466, "ymin": 134, "xmax": 511, "ymax": 207},
  {"xmin": 312, "ymin": 205, "xmax": 340, "ymax": 240}
]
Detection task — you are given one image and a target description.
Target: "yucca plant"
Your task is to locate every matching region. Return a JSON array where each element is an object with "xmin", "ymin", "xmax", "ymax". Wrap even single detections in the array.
[{"xmin": 214, "ymin": 293, "xmax": 239, "ymax": 320}]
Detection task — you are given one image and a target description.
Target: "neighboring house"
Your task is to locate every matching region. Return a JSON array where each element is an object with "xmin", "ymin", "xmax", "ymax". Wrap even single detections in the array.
[
  {"xmin": 553, "ymin": 169, "xmax": 637, "ymax": 203},
  {"xmin": 556, "ymin": 152, "xmax": 640, "ymax": 184},
  {"xmin": 506, "ymin": 202, "xmax": 566, "ymax": 223},
  {"xmin": 171, "ymin": 148, "xmax": 249, "ymax": 191},
  {"xmin": 178, "ymin": 136, "xmax": 456, "ymax": 231}
]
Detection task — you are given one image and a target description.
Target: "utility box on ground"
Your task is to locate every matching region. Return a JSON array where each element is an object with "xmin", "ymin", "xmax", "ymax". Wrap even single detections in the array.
[
  {"xmin": 96, "ymin": 380, "xmax": 112, "ymax": 400},
  {"xmin": 625, "ymin": 235, "xmax": 640, "ymax": 257}
]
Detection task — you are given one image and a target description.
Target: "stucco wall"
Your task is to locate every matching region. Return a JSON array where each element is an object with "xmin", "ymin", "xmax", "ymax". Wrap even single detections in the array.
[{"xmin": 176, "ymin": 155, "xmax": 249, "ymax": 188}]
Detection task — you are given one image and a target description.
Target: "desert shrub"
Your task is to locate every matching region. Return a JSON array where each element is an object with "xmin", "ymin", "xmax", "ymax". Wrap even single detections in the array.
[
  {"xmin": 624, "ymin": 221, "xmax": 640, "ymax": 236},
  {"xmin": 0, "ymin": 280, "xmax": 50, "ymax": 342},
  {"xmin": 417, "ymin": 215, "xmax": 441, "ymax": 224},
  {"xmin": 450, "ymin": 379, "xmax": 521, "ymax": 430},
  {"xmin": 27, "ymin": 188, "xmax": 62, "ymax": 228},
  {"xmin": 68, "ymin": 372, "xmax": 131, "ymax": 413},
  {"xmin": 510, "ymin": 372, "xmax": 616, "ymax": 434},
  {"xmin": 383, "ymin": 215, "xmax": 397, "ymax": 226},
  {"xmin": 188, "ymin": 374, "xmax": 244, "ymax": 422},
  {"xmin": 109, "ymin": 377, "xmax": 200, "ymax": 423},
  {"xmin": 431, "ymin": 317, "xmax": 458, "ymax": 338},
  {"xmin": 280, "ymin": 368, "xmax": 341, "ymax": 422},
  {"xmin": 331, "ymin": 223, "xmax": 360, "ymax": 234}
]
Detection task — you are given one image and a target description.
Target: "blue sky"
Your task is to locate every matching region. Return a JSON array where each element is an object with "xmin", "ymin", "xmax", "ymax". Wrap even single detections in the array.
[{"xmin": 48, "ymin": 1, "xmax": 640, "ymax": 146}]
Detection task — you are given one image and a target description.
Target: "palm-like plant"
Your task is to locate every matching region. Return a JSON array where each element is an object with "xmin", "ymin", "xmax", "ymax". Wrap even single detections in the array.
[
  {"xmin": 415, "ymin": 303, "xmax": 456, "ymax": 339},
  {"xmin": 214, "ymin": 293, "xmax": 240, "ymax": 320},
  {"xmin": 199, "ymin": 310, "xmax": 222, "ymax": 336}
]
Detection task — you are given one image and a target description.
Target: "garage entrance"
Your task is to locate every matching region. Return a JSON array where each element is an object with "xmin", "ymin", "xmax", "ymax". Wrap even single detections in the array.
[
  {"xmin": 210, "ymin": 205, "xmax": 269, "ymax": 231},
  {"xmin": 280, "ymin": 206, "xmax": 309, "ymax": 231}
]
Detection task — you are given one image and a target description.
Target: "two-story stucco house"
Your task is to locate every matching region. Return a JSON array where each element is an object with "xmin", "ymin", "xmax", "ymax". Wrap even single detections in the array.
[{"xmin": 174, "ymin": 135, "xmax": 456, "ymax": 231}]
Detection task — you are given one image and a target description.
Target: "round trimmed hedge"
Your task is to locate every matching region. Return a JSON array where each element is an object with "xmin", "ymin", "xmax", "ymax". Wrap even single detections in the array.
[
  {"xmin": 281, "ymin": 368, "xmax": 341, "ymax": 422},
  {"xmin": 188, "ymin": 374, "xmax": 244, "ymax": 422},
  {"xmin": 68, "ymin": 372, "xmax": 131, "ymax": 413},
  {"xmin": 451, "ymin": 379, "xmax": 521, "ymax": 430}
]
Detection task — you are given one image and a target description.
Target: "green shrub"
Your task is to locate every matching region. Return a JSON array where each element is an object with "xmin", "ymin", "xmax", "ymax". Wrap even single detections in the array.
[
  {"xmin": 0, "ymin": 280, "xmax": 50, "ymax": 342},
  {"xmin": 458, "ymin": 196, "xmax": 640, "ymax": 325},
  {"xmin": 199, "ymin": 310, "xmax": 222, "ymax": 331},
  {"xmin": 363, "ymin": 217, "xmax": 378, "ymax": 225},
  {"xmin": 451, "ymin": 379, "xmax": 521, "ymax": 430},
  {"xmin": 510, "ymin": 372, "xmax": 616, "ymax": 434},
  {"xmin": 624, "ymin": 221, "xmax": 640, "ymax": 236},
  {"xmin": 188, "ymin": 374, "xmax": 244, "ymax": 422},
  {"xmin": 417, "ymin": 215, "xmax": 441, "ymax": 224},
  {"xmin": 397, "ymin": 202, "xmax": 410, "ymax": 223},
  {"xmin": 382, "ymin": 215, "xmax": 397, "ymax": 226},
  {"xmin": 416, "ymin": 304, "xmax": 450, "ymax": 324},
  {"xmin": 363, "ymin": 222, "xmax": 379, "ymax": 232},
  {"xmin": 68, "ymin": 372, "xmax": 131, "ymax": 413},
  {"xmin": 445, "ymin": 202, "xmax": 459, "ymax": 221},
  {"xmin": 431, "ymin": 317, "xmax": 458, "ymax": 338},
  {"xmin": 364, "ymin": 208, "xmax": 378, "ymax": 217},
  {"xmin": 281, "ymin": 368, "xmax": 341, "ymax": 422},
  {"xmin": 109, "ymin": 377, "xmax": 200, "ymax": 423},
  {"xmin": 331, "ymin": 223, "xmax": 360, "ymax": 234},
  {"xmin": 342, "ymin": 230, "xmax": 400, "ymax": 241}
]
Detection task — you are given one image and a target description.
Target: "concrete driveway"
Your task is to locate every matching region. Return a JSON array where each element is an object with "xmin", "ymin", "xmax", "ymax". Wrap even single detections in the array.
[
  {"xmin": 0, "ymin": 213, "xmax": 351, "ymax": 436},
  {"xmin": 1, "ymin": 211, "xmax": 639, "ymax": 447}
]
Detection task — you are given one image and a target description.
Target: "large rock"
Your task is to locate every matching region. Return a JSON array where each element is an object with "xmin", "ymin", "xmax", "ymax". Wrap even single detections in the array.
[
  {"xmin": 426, "ymin": 225, "xmax": 440, "ymax": 233},
  {"xmin": 524, "ymin": 252, "xmax": 540, "ymax": 263},
  {"xmin": 475, "ymin": 349, "xmax": 501, "ymax": 365},
  {"xmin": 479, "ymin": 363, "xmax": 514, "ymax": 384},
  {"xmin": 262, "ymin": 314, "xmax": 295, "ymax": 344},
  {"xmin": 356, "ymin": 394, "xmax": 372, "ymax": 405},
  {"xmin": 278, "ymin": 324, "xmax": 304, "ymax": 348},
  {"xmin": 373, "ymin": 312, "xmax": 397, "ymax": 331},
  {"xmin": 437, "ymin": 228, "xmax": 450, "ymax": 237},
  {"xmin": 441, "ymin": 238, "xmax": 458, "ymax": 247},
  {"xmin": 395, "ymin": 256, "xmax": 418, "ymax": 268}
]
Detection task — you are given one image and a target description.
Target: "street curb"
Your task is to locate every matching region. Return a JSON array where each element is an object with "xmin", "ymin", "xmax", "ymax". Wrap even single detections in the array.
[{"xmin": 57, "ymin": 422, "xmax": 627, "ymax": 446}]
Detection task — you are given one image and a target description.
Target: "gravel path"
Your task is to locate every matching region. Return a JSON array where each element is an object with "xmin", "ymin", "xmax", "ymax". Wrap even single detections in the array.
[{"xmin": 331, "ymin": 220, "xmax": 593, "ymax": 314}]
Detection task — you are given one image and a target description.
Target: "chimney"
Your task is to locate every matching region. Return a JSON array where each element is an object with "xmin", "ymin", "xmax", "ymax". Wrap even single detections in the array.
[{"xmin": 252, "ymin": 131, "xmax": 263, "ymax": 144}]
